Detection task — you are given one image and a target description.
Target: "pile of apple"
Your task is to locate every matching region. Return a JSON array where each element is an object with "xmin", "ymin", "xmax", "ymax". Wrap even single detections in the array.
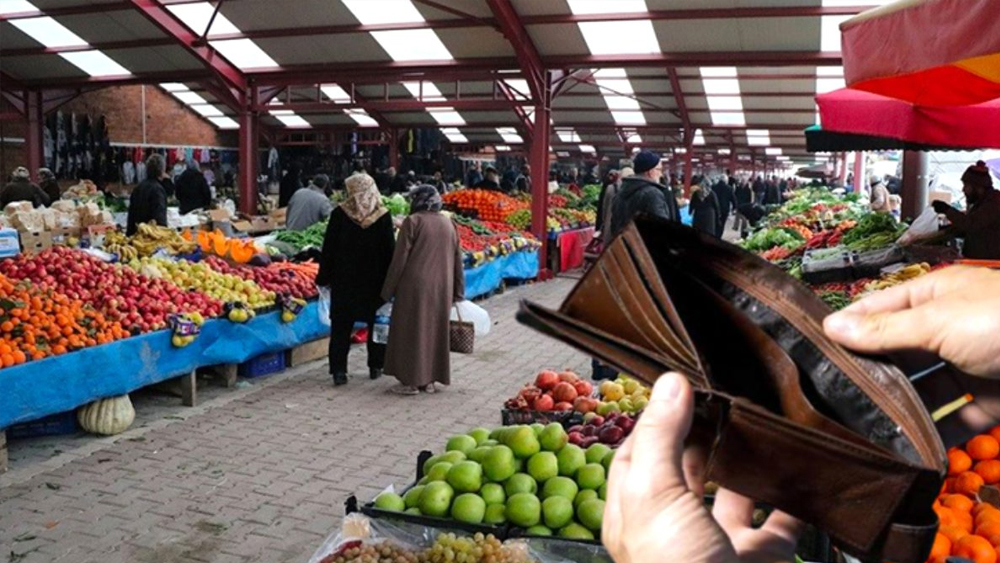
[
  {"xmin": 504, "ymin": 370, "xmax": 597, "ymax": 413},
  {"xmin": 0, "ymin": 247, "xmax": 222, "ymax": 333},
  {"xmin": 567, "ymin": 412, "xmax": 636, "ymax": 448},
  {"xmin": 595, "ymin": 376, "xmax": 650, "ymax": 415},
  {"xmin": 202, "ymin": 256, "xmax": 317, "ymax": 300}
]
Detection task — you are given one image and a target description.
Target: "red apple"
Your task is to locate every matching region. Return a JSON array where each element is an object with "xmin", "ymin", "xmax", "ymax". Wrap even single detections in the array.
[
  {"xmin": 573, "ymin": 380, "xmax": 593, "ymax": 398},
  {"xmin": 535, "ymin": 370, "xmax": 560, "ymax": 391},
  {"xmin": 568, "ymin": 432, "xmax": 585, "ymax": 446},
  {"xmin": 599, "ymin": 426, "xmax": 625, "ymax": 444},
  {"xmin": 573, "ymin": 396, "xmax": 599, "ymax": 414},
  {"xmin": 552, "ymin": 382, "xmax": 578, "ymax": 404},
  {"xmin": 553, "ymin": 401, "xmax": 573, "ymax": 411},
  {"xmin": 533, "ymin": 394, "xmax": 554, "ymax": 412},
  {"xmin": 558, "ymin": 371, "xmax": 580, "ymax": 384}
]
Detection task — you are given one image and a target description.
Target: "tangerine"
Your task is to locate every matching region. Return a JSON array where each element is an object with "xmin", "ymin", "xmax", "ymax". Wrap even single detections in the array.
[
  {"xmin": 956, "ymin": 472, "xmax": 987, "ymax": 498},
  {"xmin": 970, "ymin": 436, "xmax": 1000, "ymax": 461},
  {"xmin": 940, "ymin": 524, "xmax": 970, "ymax": 544},
  {"xmin": 952, "ymin": 450, "xmax": 976, "ymax": 476},
  {"xmin": 931, "ymin": 533, "xmax": 952, "ymax": 561},
  {"xmin": 946, "ymin": 495, "xmax": 977, "ymax": 513},
  {"xmin": 954, "ymin": 534, "xmax": 998, "ymax": 563},
  {"xmin": 978, "ymin": 521, "xmax": 1000, "ymax": 540},
  {"xmin": 978, "ymin": 461, "xmax": 1000, "ymax": 485},
  {"xmin": 989, "ymin": 426, "xmax": 1000, "ymax": 444}
]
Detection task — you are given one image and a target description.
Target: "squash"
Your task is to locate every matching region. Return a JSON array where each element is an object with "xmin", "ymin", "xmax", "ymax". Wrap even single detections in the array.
[
  {"xmin": 77, "ymin": 394, "xmax": 135, "ymax": 436},
  {"xmin": 229, "ymin": 240, "xmax": 254, "ymax": 264},
  {"xmin": 197, "ymin": 230, "xmax": 212, "ymax": 253},
  {"xmin": 212, "ymin": 231, "xmax": 230, "ymax": 257}
]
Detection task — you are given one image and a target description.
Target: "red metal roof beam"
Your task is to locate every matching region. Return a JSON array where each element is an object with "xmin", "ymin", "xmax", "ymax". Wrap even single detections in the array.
[{"xmin": 485, "ymin": 0, "xmax": 545, "ymax": 100}]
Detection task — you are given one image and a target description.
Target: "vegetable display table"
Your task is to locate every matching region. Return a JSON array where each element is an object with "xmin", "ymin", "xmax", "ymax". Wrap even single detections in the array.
[{"xmin": 465, "ymin": 250, "xmax": 539, "ymax": 299}]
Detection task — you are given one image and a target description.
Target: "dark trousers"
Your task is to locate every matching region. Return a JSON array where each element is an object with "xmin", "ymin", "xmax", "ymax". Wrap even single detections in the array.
[{"xmin": 329, "ymin": 305, "xmax": 385, "ymax": 374}]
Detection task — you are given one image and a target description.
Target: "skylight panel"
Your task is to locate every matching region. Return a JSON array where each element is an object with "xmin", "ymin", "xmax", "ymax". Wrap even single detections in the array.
[
  {"xmin": 209, "ymin": 116, "xmax": 239, "ymax": 129},
  {"xmin": 59, "ymin": 51, "xmax": 129, "ymax": 77},
  {"xmin": 702, "ymin": 79, "xmax": 741, "ymax": 95},
  {"xmin": 321, "ymin": 84, "xmax": 351, "ymax": 103},
  {"xmin": 579, "ymin": 145, "xmax": 597, "ymax": 154},
  {"xmin": 693, "ymin": 129, "xmax": 706, "ymax": 145},
  {"xmin": 165, "ymin": 2, "xmax": 240, "ymax": 36},
  {"xmin": 495, "ymin": 145, "xmax": 512, "ymax": 152},
  {"xmin": 706, "ymin": 96, "xmax": 743, "ymax": 111},
  {"xmin": 700, "ymin": 67, "xmax": 738, "ymax": 78},
  {"xmin": 675, "ymin": 148, "xmax": 687, "ymax": 154},
  {"xmin": 370, "ymin": 29, "xmax": 453, "ymax": 61},
  {"xmin": 747, "ymin": 135, "xmax": 770, "ymax": 146},
  {"xmin": 820, "ymin": 15, "xmax": 850, "ymax": 51},
  {"xmin": 345, "ymin": 109, "xmax": 379, "ymax": 127},
  {"xmin": 403, "ymin": 81, "xmax": 446, "ymax": 102},
  {"xmin": 160, "ymin": 83, "xmax": 189, "ymax": 92},
  {"xmin": 567, "ymin": 0, "xmax": 647, "ymax": 14},
  {"xmin": 603, "ymin": 96, "xmax": 641, "ymax": 111},
  {"xmin": 557, "ymin": 130, "xmax": 581, "ymax": 143},
  {"xmin": 747, "ymin": 129, "xmax": 769, "ymax": 137},
  {"xmin": 10, "ymin": 17, "xmax": 87, "ymax": 48},
  {"xmin": 766, "ymin": 148, "xmax": 783, "ymax": 156},
  {"xmin": 556, "ymin": 151, "xmax": 570, "ymax": 158},
  {"xmin": 577, "ymin": 21, "xmax": 659, "ymax": 55},
  {"xmin": 497, "ymin": 128, "xmax": 523, "ymax": 144},
  {"xmin": 190, "ymin": 104, "xmax": 224, "ymax": 118},
  {"xmin": 719, "ymin": 148, "xmax": 731, "ymax": 155},
  {"xmin": 342, "ymin": 0, "xmax": 425, "ymax": 25},
  {"xmin": 210, "ymin": 38, "xmax": 278, "ymax": 69},
  {"xmin": 624, "ymin": 131, "xmax": 643, "ymax": 143},
  {"xmin": 611, "ymin": 111, "xmax": 646, "ymax": 126},
  {"xmin": 503, "ymin": 79, "xmax": 531, "ymax": 100},
  {"xmin": 429, "ymin": 108, "xmax": 466, "ymax": 126},
  {"xmin": 0, "ymin": 0, "xmax": 37, "ymax": 14},
  {"xmin": 711, "ymin": 112, "xmax": 746, "ymax": 126},
  {"xmin": 173, "ymin": 91, "xmax": 209, "ymax": 105},
  {"xmin": 274, "ymin": 115, "xmax": 310, "ymax": 128},
  {"xmin": 440, "ymin": 128, "xmax": 467, "ymax": 143}
]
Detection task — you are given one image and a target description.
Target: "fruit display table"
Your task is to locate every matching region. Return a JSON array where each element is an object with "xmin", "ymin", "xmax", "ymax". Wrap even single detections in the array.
[
  {"xmin": 548, "ymin": 227, "xmax": 595, "ymax": 273},
  {"xmin": 465, "ymin": 250, "xmax": 539, "ymax": 300},
  {"xmin": 0, "ymin": 302, "xmax": 329, "ymax": 431}
]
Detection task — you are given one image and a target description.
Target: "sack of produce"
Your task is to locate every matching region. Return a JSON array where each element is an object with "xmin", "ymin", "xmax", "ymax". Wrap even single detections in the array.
[{"xmin": 518, "ymin": 216, "xmax": 950, "ymax": 563}]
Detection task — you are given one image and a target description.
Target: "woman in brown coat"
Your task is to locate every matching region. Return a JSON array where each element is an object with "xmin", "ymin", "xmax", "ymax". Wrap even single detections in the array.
[{"xmin": 381, "ymin": 185, "xmax": 465, "ymax": 395}]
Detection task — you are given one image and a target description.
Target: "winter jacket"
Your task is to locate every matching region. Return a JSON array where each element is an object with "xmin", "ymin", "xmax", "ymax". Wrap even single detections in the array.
[
  {"xmin": 126, "ymin": 178, "xmax": 167, "ymax": 235},
  {"xmin": 1, "ymin": 179, "xmax": 50, "ymax": 209},
  {"xmin": 691, "ymin": 187, "xmax": 720, "ymax": 237},
  {"xmin": 609, "ymin": 176, "xmax": 678, "ymax": 237},
  {"xmin": 174, "ymin": 168, "xmax": 212, "ymax": 214}
]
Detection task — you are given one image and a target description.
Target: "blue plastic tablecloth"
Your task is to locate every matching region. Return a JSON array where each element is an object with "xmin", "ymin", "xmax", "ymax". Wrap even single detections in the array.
[
  {"xmin": 465, "ymin": 250, "xmax": 539, "ymax": 299},
  {"xmin": 0, "ymin": 302, "xmax": 330, "ymax": 430}
]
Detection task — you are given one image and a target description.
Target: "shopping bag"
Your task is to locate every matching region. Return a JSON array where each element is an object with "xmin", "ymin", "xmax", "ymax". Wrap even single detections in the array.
[
  {"xmin": 449, "ymin": 305, "xmax": 475, "ymax": 354},
  {"xmin": 897, "ymin": 207, "xmax": 941, "ymax": 246},
  {"xmin": 373, "ymin": 302, "xmax": 392, "ymax": 344},
  {"xmin": 450, "ymin": 300, "xmax": 490, "ymax": 336},
  {"xmin": 317, "ymin": 286, "xmax": 331, "ymax": 327}
]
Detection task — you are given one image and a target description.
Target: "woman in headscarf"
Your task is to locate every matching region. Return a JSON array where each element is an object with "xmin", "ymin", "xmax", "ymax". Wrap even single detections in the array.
[
  {"xmin": 690, "ymin": 175, "xmax": 720, "ymax": 237},
  {"xmin": 316, "ymin": 173, "xmax": 395, "ymax": 387},
  {"xmin": 381, "ymin": 185, "xmax": 465, "ymax": 395}
]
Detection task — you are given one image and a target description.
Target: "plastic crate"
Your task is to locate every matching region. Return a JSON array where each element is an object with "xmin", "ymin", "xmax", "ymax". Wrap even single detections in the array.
[
  {"xmin": 7, "ymin": 411, "xmax": 79, "ymax": 439},
  {"xmin": 501, "ymin": 408, "xmax": 583, "ymax": 428},
  {"xmin": 238, "ymin": 351, "xmax": 286, "ymax": 378}
]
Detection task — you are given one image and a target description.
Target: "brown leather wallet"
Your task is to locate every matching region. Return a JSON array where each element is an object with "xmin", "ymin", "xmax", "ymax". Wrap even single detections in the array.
[{"xmin": 517, "ymin": 217, "xmax": 946, "ymax": 563}]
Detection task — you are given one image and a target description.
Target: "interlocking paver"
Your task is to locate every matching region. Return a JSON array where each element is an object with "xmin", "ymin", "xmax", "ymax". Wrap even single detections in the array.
[{"xmin": 0, "ymin": 278, "xmax": 589, "ymax": 562}]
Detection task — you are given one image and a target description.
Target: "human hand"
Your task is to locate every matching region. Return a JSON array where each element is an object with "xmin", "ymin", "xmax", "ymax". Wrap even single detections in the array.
[
  {"xmin": 824, "ymin": 266, "xmax": 1000, "ymax": 377},
  {"xmin": 931, "ymin": 200, "xmax": 951, "ymax": 214},
  {"xmin": 603, "ymin": 373, "xmax": 803, "ymax": 563}
]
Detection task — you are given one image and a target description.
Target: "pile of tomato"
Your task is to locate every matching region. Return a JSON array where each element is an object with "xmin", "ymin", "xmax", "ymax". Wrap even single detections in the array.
[{"xmin": 442, "ymin": 190, "xmax": 529, "ymax": 222}]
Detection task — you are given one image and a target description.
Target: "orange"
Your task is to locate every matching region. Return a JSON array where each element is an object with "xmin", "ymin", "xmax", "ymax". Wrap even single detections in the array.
[
  {"xmin": 953, "ymin": 450, "xmax": 976, "ymax": 475},
  {"xmin": 987, "ymin": 536, "xmax": 1000, "ymax": 549},
  {"xmin": 931, "ymin": 533, "xmax": 952, "ymax": 561},
  {"xmin": 940, "ymin": 524, "xmax": 970, "ymax": 544},
  {"xmin": 979, "ymin": 461, "xmax": 1000, "ymax": 485},
  {"xmin": 978, "ymin": 521, "xmax": 1000, "ymax": 539},
  {"xmin": 989, "ymin": 426, "xmax": 1000, "ymax": 444},
  {"xmin": 977, "ymin": 507, "xmax": 1000, "ymax": 527},
  {"xmin": 956, "ymin": 472, "xmax": 987, "ymax": 497},
  {"xmin": 957, "ymin": 510, "xmax": 977, "ymax": 532},
  {"xmin": 946, "ymin": 494, "xmax": 977, "ymax": 513},
  {"xmin": 970, "ymin": 436, "xmax": 1000, "ymax": 461},
  {"xmin": 955, "ymin": 534, "xmax": 998, "ymax": 563}
]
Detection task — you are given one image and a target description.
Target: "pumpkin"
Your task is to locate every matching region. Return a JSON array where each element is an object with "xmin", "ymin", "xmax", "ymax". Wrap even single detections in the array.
[
  {"xmin": 212, "ymin": 231, "xmax": 230, "ymax": 257},
  {"xmin": 197, "ymin": 230, "xmax": 212, "ymax": 253},
  {"xmin": 229, "ymin": 240, "xmax": 254, "ymax": 264},
  {"xmin": 77, "ymin": 394, "xmax": 135, "ymax": 436}
]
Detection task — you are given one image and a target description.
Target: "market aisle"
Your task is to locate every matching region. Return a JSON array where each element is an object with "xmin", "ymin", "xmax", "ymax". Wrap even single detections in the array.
[{"xmin": 0, "ymin": 278, "xmax": 590, "ymax": 563}]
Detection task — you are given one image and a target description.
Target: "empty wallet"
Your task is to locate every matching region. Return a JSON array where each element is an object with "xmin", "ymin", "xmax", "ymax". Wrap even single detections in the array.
[{"xmin": 517, "ymin": 216, "xmax": 946, "ymax": 563}]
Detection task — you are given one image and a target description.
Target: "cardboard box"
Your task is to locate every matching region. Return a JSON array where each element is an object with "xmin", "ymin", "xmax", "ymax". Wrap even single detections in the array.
[
  {"xmin": 87, "ymin": 224, "xmax": 116, "ymax": 248},
  {"xmin": 209, "ymin": 209, "xmax": 231, "ymax": 222},
  {"xmin": 0, "ymin": 228, "xmax": 20, "ymax": 258},
  {"xmin": 231, "ymin": 220, "xmax": 253, "ymax": 233},
  {"xmin": 250, "ymin": 216, "xmax": 276, "ymax": 232},
  {"xmin": 19, "ymin": 230, "xmax": 52, "ymax": 253},
  {"xmin": 50, "ymin": 227, "xmax": 80, "ymax": 246}
]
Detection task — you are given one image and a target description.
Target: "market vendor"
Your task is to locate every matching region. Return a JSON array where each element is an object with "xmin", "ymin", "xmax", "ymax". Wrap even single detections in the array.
[
  {"xmin": 473, "ymin": 166, "xmax": 502, "ymax": 191},
  {"xmin": 1, "ymin": 166, "xmax": 50, "ymax": 208},
  {"xmin": 286, "ymin": 174, "xmax": 333, "ymax": 231},
  {"xmin": 931, "ymin": 160, "xmax": 1000, "ymax": 259},
  {"xmin": 126, "ymin": 154, "xmax": 168, "ymax": 236}
]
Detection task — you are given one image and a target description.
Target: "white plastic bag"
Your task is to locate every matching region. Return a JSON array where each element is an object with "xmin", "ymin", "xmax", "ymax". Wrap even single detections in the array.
[
  {"xmin": 373, "ymin": 302, "xmax": 392, "ymax": 344},
  {"xmin": 451, "ymin": 300, "xmax": 491, "ymax": 336},
  {"xmin": 317, "ymin": 287, "xmax": 331, "ymax": 327},
  {"xmin": 898, "ymin": 207, "xmax": 941, "ymax": 246}
]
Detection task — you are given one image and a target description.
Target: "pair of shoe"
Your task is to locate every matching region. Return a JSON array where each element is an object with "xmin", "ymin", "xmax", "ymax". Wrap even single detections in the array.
[{"xmin": 332, "ymin": 368, "xmax": 383, "ymax": 386}]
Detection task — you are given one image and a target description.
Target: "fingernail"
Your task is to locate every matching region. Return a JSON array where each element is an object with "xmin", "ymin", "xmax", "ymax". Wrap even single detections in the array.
[
  {"xmin": 653, "ymin": 373, "xmax": 681, "ymax": 403},
  {"xmin": 825, "ymin": 312, "xmax": 861, "ymax": 340}
]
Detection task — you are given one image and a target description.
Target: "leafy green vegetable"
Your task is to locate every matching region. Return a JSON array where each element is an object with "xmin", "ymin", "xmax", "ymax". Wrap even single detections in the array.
[
  {"xmin": 275, "ymin": 220, "xmax": 327, "ymax": 250},
  {"xmin": 743, "ymin": 227, "xmax": 804, "ymax": 252},
  {"xmin": 382, "ymin": 194, "xmax": 409, "ymax": 216},
  {"xmin": 840, "ymin": 213, "xmax": 902, "ymax": 246}
]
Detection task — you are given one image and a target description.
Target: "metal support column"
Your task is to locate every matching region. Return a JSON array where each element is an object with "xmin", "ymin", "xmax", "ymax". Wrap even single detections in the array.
[
  {"xmin": 24, "ymin": 91, "xmax": 43, "ymax": 181},
  {"xmin": 683, "ymin": 150, "xmax": 693, "ymax": 196},
  {"xmin": 530, "ymin": 72, "xmax": 553, "ymax": 280},
  {"xmin": 853, "ymin": 151, "xmax": 864, "ymax": 191},
  {"xmin": 238, "ymin": 89, "xmax": 259, "ymax": 215},
  {"xmin": 901, "ymin": 150, "xmax": 929, "ymax": 221}
]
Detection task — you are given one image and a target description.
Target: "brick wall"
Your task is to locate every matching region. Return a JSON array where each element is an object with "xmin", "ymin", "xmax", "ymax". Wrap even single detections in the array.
[{"xmin": 1, "ymin": 85, "xmax": 237, "ymax": 180}]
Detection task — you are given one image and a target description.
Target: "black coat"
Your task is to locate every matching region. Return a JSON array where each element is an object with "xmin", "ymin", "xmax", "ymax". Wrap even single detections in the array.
[
  {"xmin": 753, "ymin": 179, "xmax": 766, "ymax": 203},
  {"xmin": 126, "ymin": 178, "xmax": 167, "ymax": 236},
  {"xmin": 691, "ymin": 188, "xmax": 720, "ymax": 237},
  {"xmin": 1, "ymin": 180, "xmax": 49, "ymax": 209},
  {"xmin": 40, "ymin": 179, "xmax": 61, "ymax": 203},
  {"xmin": 713, "ymin": 179, "xmax": 734, "ymax": 219},
  {"xmin": 609, "ymin": 176, "xmax": 678, "ymax": 237},
  {"xmin": 174, "ymin": 169, "xmax": 212, "ymax": 214},
  {"xmin": 316, "ymin": 209, "xmax": 395, "ymax": 316},
  {"xmin": 735, "ymin": 184, "xmax": 753, "ymax": 208},
  {"xmin": 474, "ymin": 178, "xmax": 502, "ymax": 192},
  {"xmin": 764, "ymin": 183, "xmax": 782, "ymax": 205},
  {"xmin": 278, "ymin": 172, "xmax": 302, "ymax": 208}
]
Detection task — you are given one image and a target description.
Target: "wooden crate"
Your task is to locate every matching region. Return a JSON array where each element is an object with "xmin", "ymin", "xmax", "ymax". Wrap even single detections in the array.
[{"xmin": 286, "ymin": 337, "xmax": 330, "ymax": 367}]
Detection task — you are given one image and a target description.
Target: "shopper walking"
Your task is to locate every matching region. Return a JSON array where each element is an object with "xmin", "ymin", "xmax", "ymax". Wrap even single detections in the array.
[
  {"xmin": 596, "ymin": 169, "xmax": 622, "ymax": 239},
  {"xmin": 174, "ymin": 159, "xmax": 213, "ymax": 214},
  {"xmin": 286, "ymin": 174, "xmax": 334, "ymax": 231},
  {"xmin": 278, "ymin": 163, "xmax": 303, "ymax": 208},
  {"xmin": 931, "ymin": 160, "xmax": 1000, "ymax": 259},
  {"xmin": 1, "ymin": 167, "xmax": 50, "ymax": 208},
  {"xmin": 690, "ymin": 177, "xmax": 720, "ymax": 237},
  {"xmin": 316, "ymin": 173, "xmax": 395, "ymax": 387},
  {"xmin": 869, "ymin": 177, "xmax": 891, "ymax": 213},
  {"xmin": 734, "ymin": 179, "xmax": 754, "ymax": 237},
  {"xmin": 713, "ymin": 174, "xmax": 735, "ymax": 235},
  {"xmin": 609, "ymin": 151, "xmax": 677, "ymax": 237},
  {"xmin": 126, "ymin": 154, "xmax": 168, "ymax": 235},
  {"xmin": 381, "ymin": 185, "xmax": 465, "ymax": 395},
  {"xmin": 515, "ymin": 164, "xmax": 531, "ymax": 194},
  {"xmin": 37, "ymin": 168, "xmax": 61, "ymax": 203}
]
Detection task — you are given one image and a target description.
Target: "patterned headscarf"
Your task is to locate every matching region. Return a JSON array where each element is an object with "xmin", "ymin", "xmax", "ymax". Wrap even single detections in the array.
[
  {"xmin": 340, "ymin": 173, "xmax": 387, "ymax": 228},
  {"xmin": 409, "ymin": 185, "xmax": 443, "ymax": 214}
]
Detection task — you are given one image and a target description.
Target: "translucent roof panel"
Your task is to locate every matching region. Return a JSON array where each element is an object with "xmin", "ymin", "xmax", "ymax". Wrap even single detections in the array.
[
  {"xmin": 59, "ymin": 51, "xmax": 130, "ymax": 77},
  {"xmin": 429, "ymin": 108, "xmax": 466, "ymax": 126},
  {"xmin": 577, "ymin": 21, "xmax": 659, "ymax": 55},
  {"xmin": 345, "ymin": 109, "xmax": 379, "ymax": 127},
  {"xmin": 320, "ymin": 84, "xmax": 351, "ymax": 103},
  {"xmin": 9, "ymin": 17, "xmax": 87, "ymax": 48},
  {"xmin": 0, "ymin": 0, "xmax": 36, "ymax": 14},
  {"xmin": 370, "ymin": 29, "xmax": 453, "ymax": 61},
  {"xmin": 341, "ymin": 0, "xmax": 425, "ymax": 25},
  {"xmin": 210, "ymin": 38, "xmax": 279, "ymax": 69},
  {"xmin": 165, "ymin": 2, "xmax": 240, "ymax": 36}
]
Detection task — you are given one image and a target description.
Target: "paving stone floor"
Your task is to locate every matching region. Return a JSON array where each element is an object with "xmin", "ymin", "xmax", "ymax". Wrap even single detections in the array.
[{"xmin": 0, "ymin": 277, "xmax": 589, "ymax": 563}]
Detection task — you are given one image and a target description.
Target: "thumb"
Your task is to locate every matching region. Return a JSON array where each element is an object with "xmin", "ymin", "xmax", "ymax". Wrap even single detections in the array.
[
  {"xmin": 629, "ymin": 373, "xmax": 695, "ymax": 495},
  {"xmin": 824, "ymin": 306, "xmax": 942, "ymax": 355}
]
